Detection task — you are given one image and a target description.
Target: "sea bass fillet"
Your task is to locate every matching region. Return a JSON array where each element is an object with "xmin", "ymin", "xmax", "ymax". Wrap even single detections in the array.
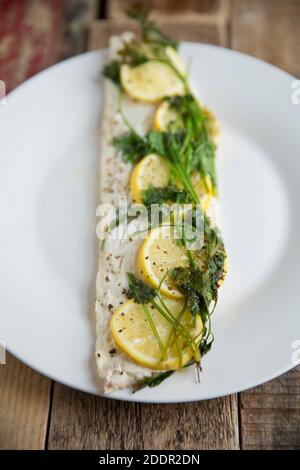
[
  {"xmin": 95, "ymin": 33, "xmax": 221, "ymax": 393},
  {"xmin": 95, "ymin": 34, "xmax": 158, "ymax": 392}
]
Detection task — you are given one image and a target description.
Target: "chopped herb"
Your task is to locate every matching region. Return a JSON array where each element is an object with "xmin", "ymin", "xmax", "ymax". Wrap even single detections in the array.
[
  {"xmin": 142, "ymin": 184, "xmax": 192, "ymax": 207},
  {"xmin": 112, "ymin": 131, "xmax": 151, "ymax": 163},
  {"xmin": 118, "ymin": 41, "xmax": 149, "ymax": 66},
  {"xmin": 172, "ymin": 219, "xmax": 225, "ymax": 316},
  {"xmin": 102, "ymin": 43, "xmax": 147, "ymax": 88},
  {"xmin": 171, "ymin": 216, "xmax": 226, "ymax": 355},
  {"xmin": 126, "ymin": 272, "xmax": 156, "ymax": 304},
  {"xmin": 103, "ymin": 60, "xmax": 121, "ymax": 86}
]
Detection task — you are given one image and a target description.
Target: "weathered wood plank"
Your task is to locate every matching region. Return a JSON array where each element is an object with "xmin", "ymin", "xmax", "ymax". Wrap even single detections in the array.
[
  {"xmin": 0, "ymin": 354, "xmax": 51, "ymax": 450},
  {"xmin": 239, "ymin": 367, "xmax": 300, "ymax": 449},
  {"xmin": 88, "ymin": 15, "xmax": 229, "ymax": 50},
  {"xmin": 107, "ymin": 0, "xmax": 223, "ymax": 19},
  {"xmin": 231, "ymin": 0, "xmax": 300, "ymax": 77},
  {"xmin": 48, "ymin": 384, "xmax": 239, "ymax": 449},
  {"xmin": 232, "ymin": 0, "xmax": 300, "ymax": 450},
  {"xmin": 142, "ymin": 395, "xmax": 239, "ymax": 450}
]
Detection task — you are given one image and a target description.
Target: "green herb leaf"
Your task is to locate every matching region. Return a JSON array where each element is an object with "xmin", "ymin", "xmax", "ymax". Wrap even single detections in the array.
[
  {"xmin": 112, "ymin": 131, "xmax": 151, "ymax": 163},
  {"xmin": 200, "ymin": 336, "xmax": 214, "ymax": 357},
  {"xmin": 142, "ymin": 184, "xmax": 192, "ymax": 207},
  {"xmin": 126, "ymin": 273, "xmax": 156, "ymax": 304},
  {"xmin": 171, "ymin": 216, "xmax": 226, "ymax": 355},
  {"xmin": 166, "ymin": 94, "xmax": 218, "ymax": 192},
  {"xmin": 146, "ymin": 370, "xmax": 175, "ymax": 388},
  {"xmin": 192, "ymin": 140, "xmax": 217, "ymax": 190},
  {"xmin": 146, "ymin": 130, "xmax": 167, "ymax": 156},
  {"xmin": 103, "ymin": 60, "xmax": 121, "ymax": 86},
  {"xmin": 119, "ymin": 40, "xmax": 149, "ymax": 66}
]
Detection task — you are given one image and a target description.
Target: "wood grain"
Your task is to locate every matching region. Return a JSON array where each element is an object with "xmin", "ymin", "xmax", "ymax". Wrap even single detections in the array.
[
  {"xmin": 231, "ymin": 0, "xmax": 300, "ymax": 77},
  {"xmin": 48, "ymin": 384, "xmax": 239, "ymax": 449},
  {"xmin": 90, "ymin": 0, "xmax": 231, "ymax": 48},
  {"xmin": 88, "ymin": 16, "xmax": 229, "ymax": 50},
  {"xmin": 239, "ymin": 367, "xmax": 300, "ymax": 449},
  {"xmin": 107, "ymin": 0, "xmax": 224, "ymax": 18},
  {"xmin": 232, "ymin": 0, "xmax": 300, "ymax": 450},
  {"xmin": 0, "ymin": 354, "xmax": 51, "ymax": 450}
]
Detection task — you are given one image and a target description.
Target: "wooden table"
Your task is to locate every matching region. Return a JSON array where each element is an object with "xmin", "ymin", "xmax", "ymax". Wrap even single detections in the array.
[{"xmin": 0, "ymin": 0, "xmax": 300, "ymax": 450}]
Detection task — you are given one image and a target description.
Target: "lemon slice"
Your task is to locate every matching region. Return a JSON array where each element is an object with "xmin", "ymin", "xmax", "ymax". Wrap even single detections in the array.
[
  {"xmin": 120, "ymin": 61, "xmax": 185, "ymax": 103},
  {"xmin": 154, "ymin": 100, "xmax": 220, "ymax": 146},
  {"xmin": 154, "ymin": 100, "xmax": 182, "ymax": 131},
  {"xmin": 203, "ymin": 107, "xmax": 220, "ymax": 146},
  {"xmin": 110, "ymin": 298, "xmax": 202, "ymax": 370},
  {"xmin": 191, "ymin": 172, "xmax": 212, "ymax": 212},
  {"xmin": 130, "ymin": 154, "xmax": 170, "ymax": 203},
  {"xmin": 130, "ymin": 154, "xmax": 212, "ymax": 210},
  {"xmin": 137, "ymin": 225, "xmax": 189, "ymax": 298}
]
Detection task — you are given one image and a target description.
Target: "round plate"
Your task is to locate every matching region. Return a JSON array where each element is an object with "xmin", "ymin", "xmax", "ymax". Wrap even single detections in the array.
[{"xmin": 1, "ymin": 44, "xmax": 299, "ymax": 403}]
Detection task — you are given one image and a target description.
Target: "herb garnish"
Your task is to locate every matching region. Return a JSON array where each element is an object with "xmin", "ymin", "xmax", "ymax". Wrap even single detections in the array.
[
  {"xmin": 142, "ymin": 184, "xmax": 192, "ymax": 207},
  {"xmin": 103, "ymin": 5, "xmax": 179, "ymax": 88},
  {"xmin": 126, "ymin": 273, "xmax": 201, "ymax": 364},
  {"xmin": 118, "ymin": 41, "xmax": 149, "ymax": 67},
  {"xmin": 171, "ymin": 216, "xmax": 226, "ymax": 354},
  {"xmin": 103, "ymin": 60, "xmax": 121, "ymax": 86},
  {"xmin": 127, "ymin": 272, "xmax": 156, "ymax": 304},
  {"xmin": 112, "ymin": 131, "xmax": 151, "ymax": 163},
  {"xmin": 133, "ymin": 370, "xmax": 175, "ymax": 391},
  {"xmin": 166, "ymin": 95, "xmax": 217, "ymax": 193},
  {"xmin": 102, "ymin": 6, "xmax": 227, "ymax": 388},
  {"xmin": 113, "ymin": 129, "xmax": 200, "ymax": 204}
]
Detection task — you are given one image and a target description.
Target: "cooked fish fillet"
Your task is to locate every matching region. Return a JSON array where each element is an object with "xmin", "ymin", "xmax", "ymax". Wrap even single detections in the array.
[
  {"xmin": 95, "ymin": 34, "xmax": 157, "ymax": 392},
  {"xmin": 95, "ymin": 34, "xmax": 219, "ymax": 393}
]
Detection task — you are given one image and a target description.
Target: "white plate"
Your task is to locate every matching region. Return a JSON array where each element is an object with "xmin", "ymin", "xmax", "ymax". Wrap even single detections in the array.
[{"xmin": 1, "ymin": 44, "xmax": 300, "ymax": 403}]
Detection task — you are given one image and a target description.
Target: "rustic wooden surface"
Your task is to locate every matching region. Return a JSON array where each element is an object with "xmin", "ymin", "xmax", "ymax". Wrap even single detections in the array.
[
  {"xmin": 48, "ymin": 385, "xmax": 239, "ymax": 450},
  {"xmin": 107, "ymin": 0, "xmax": 223, "ymax": 18},
  {"xmin": 231, "ymin": 0, "xmax": 300, "ymax": 450},
  {"xmin": 0, "ymin": 0, "xmax": 300, "ymax": 450},
  {"xmin": 0, "ymin": 354, "xmax": 51, "ymax": 450}
]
